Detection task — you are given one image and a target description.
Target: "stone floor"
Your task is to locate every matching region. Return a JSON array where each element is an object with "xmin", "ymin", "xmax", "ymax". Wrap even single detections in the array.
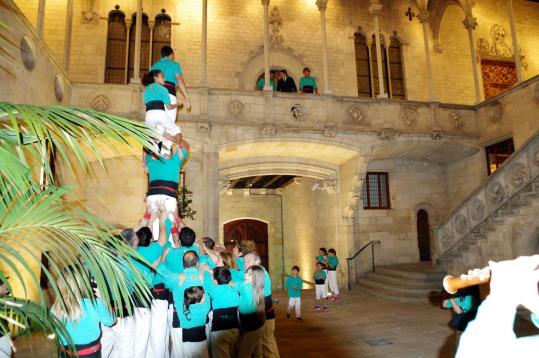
[{"xmin": 12, "ymin": 289, "xmax": 459, "ymax": 358}]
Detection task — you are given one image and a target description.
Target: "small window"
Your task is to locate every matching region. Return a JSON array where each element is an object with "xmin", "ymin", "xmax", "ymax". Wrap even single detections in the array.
[
  {"xmin": 105, "ymin": 8, "xmax": 127, "ymax": 84},
  {"xmin": 485, "ymin": 138, "xmax": 514, "ymax": 175},
  {"xmin": 354, "ymin": 32, "xmax": 372, "ymax": 98},
  {"xmin": 152, "ymin": 12, "xmax": 172, "ymax": 64},
  {"xmin": 362, "ymin": 172, "xmax": 390, "ymax": 209},
  {"xmin": 388, "ymin": 35, "xmax": 405, "ymax": 100}
]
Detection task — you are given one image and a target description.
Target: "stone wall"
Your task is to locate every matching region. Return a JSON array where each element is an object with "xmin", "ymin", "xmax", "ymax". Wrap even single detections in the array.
[{"xmin": 445, "ymin": 151, "xmax": 487, "ymax": 212}]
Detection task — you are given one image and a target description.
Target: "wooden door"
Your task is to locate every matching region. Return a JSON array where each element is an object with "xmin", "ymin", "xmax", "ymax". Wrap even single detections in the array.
[
  {"xmin": 224, "ymin": 219, "xmax": 269, "ymax": 270},
  {"xmin": 417, "ymin": 210, "xmax": 431, "ymax": 262},
  {"xmin": 481, "ymin": 59, "xmax": 517, "ymax": 100}
]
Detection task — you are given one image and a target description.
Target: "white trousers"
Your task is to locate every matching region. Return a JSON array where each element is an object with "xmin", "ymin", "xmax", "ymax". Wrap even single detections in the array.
[
  {"xmin": 287, "ymin": 297, "xmax": 301, "ymax": 318},
  {"xmin": 315, "ymin": 284, "xmax": 328, "ymax": 300},
  {"xmin": 147, "ymin": 194, "xmax": 177, "ymax": 245},
  {"xmin": 146, "ymin": 299, "xmax": 169, "ymax": 358},
  {"xmin": 145, "ymin": 109, "xmax": 181, "ymax": 137},
  {"xmin": 0, "ymin": 335, "xmax": 12, "ymax": 358},
  {"xmin": 170, "ymin": 327, "xmax": 183, "ymax": 358},
  {"xmin": 238, "ymin": 327, "xmax": 264, "ymax": 358},
  {"xmin": 134, "ymin": 307, "xmax": 151, "ymax": 358},
  {"xmin": 101, "ymin": 324, "xmax": 116, "ymax": 358},
  {"xmin": 327, "ymin": 270, "xmax": 340, "ymax": 295},
  {"xmin": 165, "ymin": 94, "xmax": 178, "ymax": 124},
  {"xmin": 184, "ymin": 341, "xmax": 209, "ymax": 358},
  {"xmin": 110, "ymin": 316, "xmax": 136, "ymax": 358},
  {"xmin": 210, "ymin": 329, "xmax": 240, "ymax": 358}
]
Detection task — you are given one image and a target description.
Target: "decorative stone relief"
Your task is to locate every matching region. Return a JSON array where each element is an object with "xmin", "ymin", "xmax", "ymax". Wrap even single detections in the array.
[
  {"xmin": 470, "ymin": 199, "xmax": 486, "ymax": 222},
  {"xmin": 90, "ymin": 94, "xmax": 112, "ymax": 111},
  {"xmin": 487, "ymin": 181, "xmax": 505, "ymax": 205},
  {"xmin": 378, "ymin": 128, "xmax": 400, "ymax": 140},
  {"xmin": 431, "ymin": 130, "xmax": 443, "ymax": 140},
  {"xmin": 487, "ymin": 100, "xmax": 504, "ymax": 123},
  {"xmin": 533, "ymin": 84, "xmax": 539, "ymax": 104},
  {"xmin": 312, "ymin": 179, "xmax": 337, "ymax": 194},
  {"xmin": 346, "ymin": 106, "xmax": 364, "ymax": 123},
  {"xmin": 81, "ymin": 0, "xmax": 99, "ymax": 24},
  {"xmin": 227, "ymin": 99, "xmax": 245, "ymax": 117},
  {"xmin": 508, "ymin": 163, "xmax": 528, "ymax": 188},
  {"xmin": 400, "ymin": 107, "xmax": 418, "ymax": 126},
  {"xmin": 323, "ymin": 125, "xmax": 337, "ymax": 138},
  {"xmin": 440, "ymin": 227, "xmax": 453, "ymax": 249},
  {"xmin": 269, "ymin": 7, "xmax": 284, "ymax": 48},
  {"xmin": 20, "ymin": 36, "xmax": 36, "ymax": 71},
  {"xmin": 290, "ymin": 104, "xmax": 307, "ymax": 121},
  {"xmin": 449, "ymin": 112, "xmax": 463, "ymax": 129},
  {"xmin": 54, "ymin": 74, "xmax": 64, "ymax": 102},
  {"xmin": 477, "ymin": 24, "xmax": 513, "ymax": 58},
  {"xmin": 453, "ymin": 214, "xmax": 468, "ymax": 235}
]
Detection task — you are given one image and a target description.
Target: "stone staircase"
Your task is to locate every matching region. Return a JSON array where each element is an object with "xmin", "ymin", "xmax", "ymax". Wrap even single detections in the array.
[
  {"xmin": 354, "ymin": 263, "xmax": 445, "ymax": 303},
  {"xmin": 435, "ymin": 132, "xmax": 539, "ymax": 275}
]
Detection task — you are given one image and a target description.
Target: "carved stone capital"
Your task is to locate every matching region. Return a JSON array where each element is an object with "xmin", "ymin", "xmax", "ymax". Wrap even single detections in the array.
[
  {"xmin": 463, "ymin": 16, "xmax": 477, "ymax": 30},
  {"xmin": 368, "ymin": 3, "xmax": 383, "ymax": 16},
  {"xmin": 316, "ymin": 0, "xmax": 328, "ymax": 11},
  {"xmin": 418, "ymin": 11, "xmax": 430, "ymax": 23},
  {"xmin": 261, "ymin": 0, "xmax": 270, "ymax": 6}
]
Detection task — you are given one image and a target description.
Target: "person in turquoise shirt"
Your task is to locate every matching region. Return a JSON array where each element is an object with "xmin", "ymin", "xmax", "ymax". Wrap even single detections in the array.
[
  {"xmin": 299, "ymin": 67, "xmax": 319, "ymax": 94},
  {"xmin": 233, "ymin": 240, "xmax": 256, "ymax": 272},
  {"xmin": 50, "ymin": 267, "xmax": 115, "ymax": 358},
  {"xmin": 285, "ymin": 266, "xmax": 303, "ymax": 320},
  {"xmin": 165, "ymin": 227, "xmax": 200, "ymax": 273},
  {"xmin": 206, "ymin": 267, "xmax": 241, "ymax": 357},
  {"xmin": 220, "ymin": 251, "xmax": 244, "ymax": 284},
  {"xmin": 313, "ymin": 262, "xmax": 328, "ymax": 311},
  {"xmin": 179, "ymin": 286, "xmax": 211, "ymax": 357},
  {"xmin": 255, "ymin": 71, "xmax": 277, "ymax": 90},
  {"xmin": 150, "ymin": 45, "xmax": 191, "ymax": 112},
  {"xmin": 238, "ymin": 265, "xmax": 266, "ymax": 357},
  {"xmin": 443, "ymin": 290, "xmax": 476, "ymax": 332},
  {"xmin": 316, "ymin": 247, "xmax": 328, "ymax": 268},
  {"xmin": 327, "ymin": 248, "xmax": 341, "ymax": 301}
]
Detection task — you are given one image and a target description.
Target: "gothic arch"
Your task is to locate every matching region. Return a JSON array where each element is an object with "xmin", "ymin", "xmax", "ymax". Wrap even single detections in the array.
[
  {"xmin": 427, "ymin": 0, "xmax": 468, "ymax": 52},
  {"xmin": 414, "ymin": 202, "xmax": 438, "ymax": 225},
  {"xmin": 236, "ymin": 48, "xmax": 311, "ymax": 90}
]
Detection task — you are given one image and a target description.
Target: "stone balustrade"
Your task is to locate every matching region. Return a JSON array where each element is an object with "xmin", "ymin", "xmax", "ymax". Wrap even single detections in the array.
[
  {"xmin": 433, "ymin": 130, "xmax": 539, "ymax": 258},
  {"xmin": 70, "ymin": 84, "xmax": 480, "ymax": 138}
]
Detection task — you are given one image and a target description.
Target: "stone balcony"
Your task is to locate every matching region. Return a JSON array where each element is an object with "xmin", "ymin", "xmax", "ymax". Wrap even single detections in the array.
[{"xmin": 70, "ymin": 83, "xmax": 479, "ymax": 139}]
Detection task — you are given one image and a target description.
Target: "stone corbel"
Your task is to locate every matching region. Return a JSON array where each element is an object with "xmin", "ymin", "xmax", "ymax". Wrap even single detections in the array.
[
  {"xmin": 378, "ymin": 128, "xmax": 400, "ymax": 140},
  {"xmin": 81, "ymin": 0, "xmax": 99, "ymax": 24},
  {"xmin": 312, "ymin": 179, "xmax": 337, "ymax": 194}
]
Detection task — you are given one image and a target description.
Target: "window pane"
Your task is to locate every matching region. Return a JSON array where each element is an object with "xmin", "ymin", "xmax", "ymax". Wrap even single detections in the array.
[
  {"xmin": 361, "ymin": 180, "xmax": 369, "ymax": 208},
  {"xmin": 368, "ymin": 174, "xmax": 380, "ymax": 207},
  {"xmin": 379, "ymin": 174, "xmax": 388, "ymax": 207}
]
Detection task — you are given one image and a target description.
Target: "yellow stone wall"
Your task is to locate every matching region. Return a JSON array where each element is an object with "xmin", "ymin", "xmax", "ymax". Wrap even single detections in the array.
[{"xmin": 12, "ymin": 0, "xmax": 539, "ymax": 104}]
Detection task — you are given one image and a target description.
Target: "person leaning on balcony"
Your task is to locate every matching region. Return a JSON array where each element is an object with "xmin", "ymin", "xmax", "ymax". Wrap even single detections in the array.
[
  {"xmin": 299, "ymin": 67, "xmax": 319, "ymax": 95},
  {"xmin": 256, "ymin": 71, "xmax": 277, "ymax": 91},
  {"xmin": 276, "ymin": 69, "xmax": 297, "ymax": 93}
]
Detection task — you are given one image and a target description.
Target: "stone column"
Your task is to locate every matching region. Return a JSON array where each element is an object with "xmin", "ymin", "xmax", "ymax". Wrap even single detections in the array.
[
  {"xmin": 124, "ymin": 19, "xmax": 131, "ymax": 84},
  {"xmin": 131, "ymin": 0, "xmax": 143, "ymax": 83},
  {"xmin": 37, "ymin": 0, "xmax": 46, "ymax": 37},
  {"xmin": 507, "ymin": 0, "xmax": 523, "ymax": 82},
  {"xmin": 148, "ymin": 21, "xmax": 154, "ymax": 66},
  {"xmin": 369, "ymin": 1, "xmax": 387, "ymax": 98},
  {"xmin": 316, "ymin": 0, "xmax": 331, "ymax": 94},
  {"xmin": 261, "ymin": 0, "xmax": 272, "ymax": 91},
  {"xmin": 200, "ymin": 0, "xmax": 208, "ymax": 87},
  {"xmin": 463, "ymin": 16, "xmax": 481, "ymax": 103},
  {"xmin": 63, "ymin": 0, "xmax": 74, "ymax": 71},
  {"xmin": 418, "ymin": 11, "xmax": 436, "ymax": 101}
]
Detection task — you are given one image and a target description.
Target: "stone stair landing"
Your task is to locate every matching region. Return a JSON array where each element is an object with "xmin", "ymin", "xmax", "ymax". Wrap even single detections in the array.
[{"xmin": 354, "ymin": 263, "xmax": 445, "ymax": 303}]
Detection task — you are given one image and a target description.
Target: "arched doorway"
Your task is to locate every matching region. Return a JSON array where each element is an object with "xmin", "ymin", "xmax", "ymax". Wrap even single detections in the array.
[
  {"xmin": 417, "ymin": 209, "xmax": 431, "ymax": 261},
  {"xmin": 224, "ymin": 219, "xmax": 269, "ymax": 270}
]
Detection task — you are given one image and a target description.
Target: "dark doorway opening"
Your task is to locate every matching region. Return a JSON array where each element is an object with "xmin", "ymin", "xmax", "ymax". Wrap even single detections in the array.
[
  {"xmin": 417, "ymin": 209, "xmax": 431, "ymax": 262},
  {"xmin": 224, "ymin": 219, "xmax": 269, "ymax": 270},
  {"xmin": 485, "ymin": 138, "xmax": 515, "ymax": 175}
]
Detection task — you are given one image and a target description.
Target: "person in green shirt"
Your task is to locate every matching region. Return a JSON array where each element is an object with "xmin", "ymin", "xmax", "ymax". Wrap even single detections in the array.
[
  {"xmin": 313, "ymin": 262, "xmax": 328, "ymax": 311},
  {"xmin": 285, "ymin": 266, "xmax": 303, "ymax": 320},
  {"xmin": 327, "ymin": 248, "xmax": 341, "ymax": 301},
  {"xmin": 443, "ymin": 289, "xmax": 477, "ymax": 332},
  {"xmin": 180, "ymin": 286, "xmax": 211, "ymax": 357},
  {"xmin": 255, "ymin": 71, "xmax": 277, "ymax": 91},
  {"xmin": 238, "ymin": 265, "xmax": 266, "ymax": 358},
  {"xmin": 299, "ymin": 67, "xmax": 319, "ymax": 94}
]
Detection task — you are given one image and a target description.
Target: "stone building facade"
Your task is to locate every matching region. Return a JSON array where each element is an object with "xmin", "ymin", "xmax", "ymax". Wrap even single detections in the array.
[{"xmin": 1, "ymin": 0, "xmax": 539, "ymax": 290}]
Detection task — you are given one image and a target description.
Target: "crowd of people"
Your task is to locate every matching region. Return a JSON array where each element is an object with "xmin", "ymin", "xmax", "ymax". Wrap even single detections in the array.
[{"xmin": 255, "ymin": 68, "xmax": 320, "ymax": 95}]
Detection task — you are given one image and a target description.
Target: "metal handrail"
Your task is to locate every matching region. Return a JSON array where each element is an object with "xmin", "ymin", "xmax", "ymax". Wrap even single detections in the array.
[{"xmin": 346, "ymin": 240, "xmax": 381, "ymax": 290}]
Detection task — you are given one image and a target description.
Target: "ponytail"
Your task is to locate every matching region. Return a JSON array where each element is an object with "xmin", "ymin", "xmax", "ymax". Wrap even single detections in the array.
[
  {"xmin": 183, "ymin": 286, "xmax": 204, "ymax": 321},
  {"xmin": 142, "ymin": 70, "xmax": 162, "ymax": 87},
  {"xmin": 248, "ymin": 265, "xmax": 266, "ymax": 324}
]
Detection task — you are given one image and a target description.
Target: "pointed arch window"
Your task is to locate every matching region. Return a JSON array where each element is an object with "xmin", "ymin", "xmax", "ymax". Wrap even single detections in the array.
[
  {"xmin": 128, "ymin": 12, "xmax": 151, "ymax": 82},
  {"xmin": 354, "ymin": 32, "xmax": 372, "ymax": 98},
  {"xmin": 388, "ymin": 35, "xmax": 405, "ymax": 100},
  {"xmin": 370, "ymin": 34, "xmax": 390, "ymax": 98},
  {"xmin": 105, "ymin": 7, "xmax": 127, "ymax": 84},
  {"xmin": 152, "ymin": 11, "xmax": 172, "ymax": 65}
]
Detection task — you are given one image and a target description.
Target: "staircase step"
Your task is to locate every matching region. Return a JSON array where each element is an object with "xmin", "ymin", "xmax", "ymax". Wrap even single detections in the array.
[
  {"xmin": 363, "ymin": 273, "xmax": 442, "ymax": 289},
  {"xmin": 375, "ymin": 265, "xmax": 445, "ymax": 281},
  {"xmin": 354, "ymin": 283, "xmax": 441, "ymax": 304}
]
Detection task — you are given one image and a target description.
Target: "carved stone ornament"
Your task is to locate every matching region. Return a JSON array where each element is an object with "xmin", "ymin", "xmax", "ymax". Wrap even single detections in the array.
[
  {"xmin": 440, "ymin": 227, "xmax": 453, "ymax": 249},
  {"xmin": 323, "ymin": 125, "xmax": 337, "ymax": 138},
  {"xmin": 508, "ymin": 163, "xmax": 528, "ymax": 188},
  {"xmin": 197, "ymin": 122, "xmax": 210, "ymax": 134},
  {"xmin": 449, "ymin": 112, "xmax": 464, "ymax": 129},
  {"xmin": 487, "ymin": 181, "xmax": 505, "ymax": 205},
  {"xmin": 378, "ymin": 128, "xmax": 400, "ymax": 141},
  {"xmin": 470, "ymin": 199, "xmax": 486, "ymax": 222},
  {"xmin": 228, "ymin": 99, "xmax": 245, "ymax": 117},
  {"xmin": 453, "ymin": 214, "xmax": 468, "ymax": 235},
  {"xmin": 347, "ymin": 106, "xmax": 364, "ymax": 123},
  {"xmin": 477, "ymin": 38, "xmax": 490, "ymax": 52},
  {"xmin": 20, "ymin": 36, "xmax": 36, "ymax": 71},
  {"xmin": 54, "ymin": 74, "xmax": 64, "ymax": 102},
  {"xmin": 90, "ymin": 94, "xmax": 112, "ymax": 111},
  {"xmin": 290, "ymin": 104, "xmax": 307, "ymax": 121},
  {"xmin": 262, "ymin": 124, "xmax": 277, "ymax": 136},
  {"xmin": 533, "ymin": 144, "xmax": 539, "ymax": 168},
  {"xmin": 81, "ymin": 10, "xmax": 99, "ymax": 24},
  {"xmin": 431, "ymin": 130, "xmax": 443, "ymax": 141},
  {"xmin": 477, "ymin": 25, "xmax": 514, "ymax": 58},
  {"xmin": 400, "ymin": 107, "xmax": 418, "ymax": 126},
  {"xmin": 487, "ymin": 100, "xmax": 504, "ymax": 123},
  {"xmin": 533, "ymin": 84, "xmax": 539, "ymax": 104},
  {"xmin": 312, "ymin": 179, "xmax": 336, "ymax": 194},
  {"xmin": 269, "ymin": 7, "xmax": 284, "ymax": 48}
]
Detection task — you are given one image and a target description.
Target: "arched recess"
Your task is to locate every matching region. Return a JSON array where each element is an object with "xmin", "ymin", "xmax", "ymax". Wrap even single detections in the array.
[
  {"xmin": 427, "ymin": 0, "xmax": 467, "ymax": 52},
  {"xmin": 105, "ymin": 7, "xmax": 127, "ymax": 84},
  {"xmin": 237, "ymin": 49, "xmax": 310, "ymax": 90},
  {"xmin": 152, "ymin": 11, "xmax": 172, "ymax": 64}
]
